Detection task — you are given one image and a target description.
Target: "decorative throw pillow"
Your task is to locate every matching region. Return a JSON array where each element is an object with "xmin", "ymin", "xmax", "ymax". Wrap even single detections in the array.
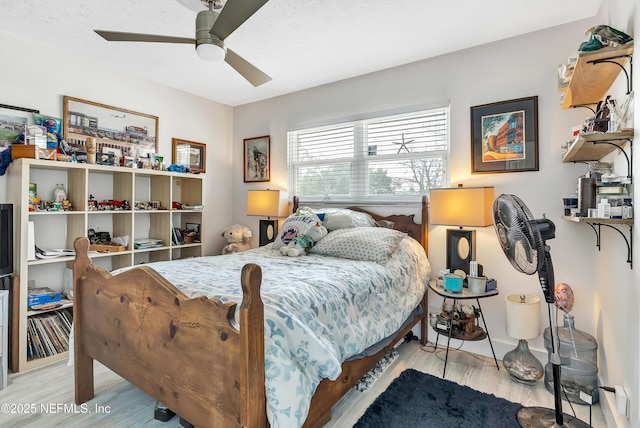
[
  {"xmin": 311, "ymin": 227, "xmax": 406, "ymax": 262},
  {"xmin": 273, "ymin": 213, "xmax": 323, "ymax": 249},
  {"xmin": 296, "ymin": 206, "xmax": 376, "ymax": 231}
]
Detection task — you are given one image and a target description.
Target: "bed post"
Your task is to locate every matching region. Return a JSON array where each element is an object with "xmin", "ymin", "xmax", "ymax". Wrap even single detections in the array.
[
  {"xmin": 72, "ymin": 237, "xmax": 95, "ymax": 404},
  {"xmin": 239, "ymin": 263, "xmax": 267, "ymax": 428}
]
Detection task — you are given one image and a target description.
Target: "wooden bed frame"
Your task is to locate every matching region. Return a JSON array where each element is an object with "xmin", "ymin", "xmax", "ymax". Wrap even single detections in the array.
[{"xmin": 72, "ymin": 196, "xmax": 429, "ymax": 428}]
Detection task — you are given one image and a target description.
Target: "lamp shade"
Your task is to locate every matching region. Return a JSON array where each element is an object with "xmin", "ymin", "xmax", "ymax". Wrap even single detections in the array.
[
  {"xmin": 247, "ymin": 190, "xmax": 281, "ymax": 217},
  {"xmin": 506, "ymin": 294, "xmax": 541, "ymax": 340},
  {"xmin": 430, "ymin": 186, "xmax": 494, "ymax": 227}
]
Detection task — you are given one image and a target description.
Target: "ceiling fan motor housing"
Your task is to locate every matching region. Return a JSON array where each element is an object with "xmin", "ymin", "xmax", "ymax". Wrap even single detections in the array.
[{"xmin": 195, "ymin": 9, "xmax": 224, "ymax": 50}]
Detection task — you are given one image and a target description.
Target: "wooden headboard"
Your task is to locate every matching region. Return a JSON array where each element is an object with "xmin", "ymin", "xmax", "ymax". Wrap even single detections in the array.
[{"xmin": 292, "ymin": 195, "xmax": 428, "ymax": 255}]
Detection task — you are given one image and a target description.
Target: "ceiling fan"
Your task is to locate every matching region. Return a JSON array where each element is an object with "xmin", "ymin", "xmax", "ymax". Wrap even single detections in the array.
[{"xmin": 94, "ymin": 0, "xmax": 271, "ymax": 87}]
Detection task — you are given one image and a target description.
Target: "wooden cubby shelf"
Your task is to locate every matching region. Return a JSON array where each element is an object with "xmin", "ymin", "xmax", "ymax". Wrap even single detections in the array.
[{"xmin": 8, "ymin": 158, "xmax": 205, "ymax": 372}]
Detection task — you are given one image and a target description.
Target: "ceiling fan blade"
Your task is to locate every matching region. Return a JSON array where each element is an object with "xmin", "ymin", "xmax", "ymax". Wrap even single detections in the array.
[
  {"xmin": 210, "ymin": 0, "xmax": 269, "ymax": 40},
  {"xmin": 225, "ymin": 48, "xmax": 271, "ymax": 87},
  {"xmin": 95, "ymin": 30, "xmax": 195, "ymax": 45}
]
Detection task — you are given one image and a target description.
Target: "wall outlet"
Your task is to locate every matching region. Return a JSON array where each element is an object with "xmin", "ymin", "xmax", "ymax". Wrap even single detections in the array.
[{"xmin": 614, "ymin": 385, "xmax": 628, "ymax": 416}]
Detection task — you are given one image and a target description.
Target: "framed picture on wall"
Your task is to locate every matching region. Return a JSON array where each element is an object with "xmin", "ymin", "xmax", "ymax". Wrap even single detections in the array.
[
  {"xmin": 172, "ymin": 138, "xmax": 206, "ymax": 173},
  {"xmin": 0, "ymin": 103, "xmax": 39, "ymax": 149},
  {"xmin": 243, "ymin": 135, "xmax": 270, "ymax": 182},
  {"xmin": 470, "ymin": 96, "xmax": 539, "ymax": 174},
  {"xmin": 63, "ymin": 96, "xmax": 159, "ymax": 159}
]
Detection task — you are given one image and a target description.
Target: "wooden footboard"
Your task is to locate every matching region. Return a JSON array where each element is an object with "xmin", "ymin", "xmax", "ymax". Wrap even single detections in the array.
[{"xmin": 72, "ymin": 237, "xmax": 266, "ymax": 428}]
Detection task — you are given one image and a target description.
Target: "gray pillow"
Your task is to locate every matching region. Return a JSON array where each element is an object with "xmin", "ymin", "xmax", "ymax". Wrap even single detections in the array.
[{"xmin": 311, "ymin": 227, "xmax": 406, "ymax": 262}]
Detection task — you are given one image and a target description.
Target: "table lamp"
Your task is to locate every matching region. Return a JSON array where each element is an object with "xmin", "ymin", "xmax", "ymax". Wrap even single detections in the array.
[
  {"xmin": 429, "ymin": 186, "xmax": 494, "ymax": 276},
  {"xmin": 504, "ymin": 294, "xmax": 544, "ymax": 385},
  {"xmin": 247, "ymin": 189, "xmax": 281, "ymax": 246}
]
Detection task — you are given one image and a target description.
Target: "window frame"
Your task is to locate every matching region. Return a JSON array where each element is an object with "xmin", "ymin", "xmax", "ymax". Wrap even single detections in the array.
[{"xmin": 287, "ymin": 107, "xmax": 450, "ymax": 204}]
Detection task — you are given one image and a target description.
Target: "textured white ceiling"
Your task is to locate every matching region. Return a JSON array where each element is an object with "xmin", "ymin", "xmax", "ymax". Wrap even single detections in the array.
[{"xmin": 0, "ymin": 0, "xmax": 602, "ymax": 106}]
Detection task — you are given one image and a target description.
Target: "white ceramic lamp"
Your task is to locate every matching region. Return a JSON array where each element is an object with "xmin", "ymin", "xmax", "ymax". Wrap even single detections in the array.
[{"xmin": 503, "ymin": 294, "xmax": 544, "ymax": 385}]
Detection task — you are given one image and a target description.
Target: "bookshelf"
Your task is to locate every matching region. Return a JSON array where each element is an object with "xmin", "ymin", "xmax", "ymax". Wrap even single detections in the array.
[{"xmin": 7, "ymin": 158, "xmax": 205, "ymax": 371}]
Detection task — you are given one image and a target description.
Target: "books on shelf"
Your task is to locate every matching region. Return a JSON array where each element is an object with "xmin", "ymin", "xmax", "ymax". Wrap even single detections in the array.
[
  {"xmin": 134, "ymin": 239, "xmax": 163, "ymax": 249},
  {"xmin": 26, "ymin": 308, "xmax": 73, "ymax": 361},
  {"xmin": 181, "ymin": 204, "xmax": 203, "ymax": 211},
  {"xmin": 35, "ymin": 246, "xmax": 75, "ymax": 259},
  {"xmin": 171, "ymin": 227, "xmax": 184, "ymax": 245}
]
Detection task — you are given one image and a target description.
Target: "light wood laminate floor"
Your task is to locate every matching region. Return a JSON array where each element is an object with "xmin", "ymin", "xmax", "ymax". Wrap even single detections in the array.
[{"xmin": 0, "ymin": 340, "xmax": 605, "ymax": 427}]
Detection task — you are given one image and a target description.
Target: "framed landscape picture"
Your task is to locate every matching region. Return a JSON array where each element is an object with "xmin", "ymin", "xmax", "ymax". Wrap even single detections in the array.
[
  {"xmin": 172, "ymin": 138, "xmax": 206, "ymax": 173},
  {"xmin": 470, "ymin": 96, "xmax": 538, "ymax": 174},
  {"xmin": 63, "ymin": 96, "xmax": 158, "ymax": 159},
  {"xmin": 244, "ymin": 135, "xmax": 270, "ymax": 182},
  {"xmin": 0, "ymin": 104, "xmax": 39, "ymax": 149}
]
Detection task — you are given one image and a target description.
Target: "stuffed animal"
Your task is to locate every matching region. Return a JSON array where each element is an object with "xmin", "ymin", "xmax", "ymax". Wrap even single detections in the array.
[
  {"xmin": 280, "ymin": 222, "xmax": 328, "ymax": 257},
  {"xmin": 221, "ymin": 224, "xmax": 252, "ymax": 255}
]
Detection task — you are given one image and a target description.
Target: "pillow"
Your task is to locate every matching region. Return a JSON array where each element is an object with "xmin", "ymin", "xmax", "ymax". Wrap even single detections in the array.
[
  {"xmin": 297, "ymin": 206, "xmax": 376, "ymax": 231},
  {"xmin": 273, "ymin": 213, "xmax": 322, "ymax": 249},
  {"xmin": 375, "ymin": 219, "xmax": 395, "ymax": 229},
  {"xmin": 311, "ymin": 227, "xmax": 406, "ymax": 262}
]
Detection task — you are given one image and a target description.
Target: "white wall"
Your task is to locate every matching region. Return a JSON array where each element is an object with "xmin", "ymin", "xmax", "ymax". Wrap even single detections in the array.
[
  {"xmin": 232, "ymin": 17, "xmax": 637, "ymax": 425},
  {"xmin": 594, "ymin": 1, "xmax": 638, "ymax": 426},
  {"xmin": 0, "ymin": 32, "xmax": 234, "ymax": 255}
]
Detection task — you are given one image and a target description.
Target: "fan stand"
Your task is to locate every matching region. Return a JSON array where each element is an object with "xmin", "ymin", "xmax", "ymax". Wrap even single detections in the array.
[{"xmin": 515, "ymin": 303, "xmax": 590, "ymax": 428}]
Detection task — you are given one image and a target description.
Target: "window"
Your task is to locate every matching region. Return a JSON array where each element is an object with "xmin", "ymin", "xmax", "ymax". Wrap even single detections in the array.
[{"xmin": 287, "ymin": 107, "xmax": 449, "ymax": 203}]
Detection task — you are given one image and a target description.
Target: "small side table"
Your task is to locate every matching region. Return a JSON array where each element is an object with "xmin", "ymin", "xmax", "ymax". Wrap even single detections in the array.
[{"xmin": 428, "ymin": 280, "xmax": 500, "ymax": 378}]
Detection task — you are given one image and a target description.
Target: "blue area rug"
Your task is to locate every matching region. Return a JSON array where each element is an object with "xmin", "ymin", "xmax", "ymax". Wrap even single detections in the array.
[{"xmin": 355, "ymin": 369, "xmax": 522, "ymax": 427}]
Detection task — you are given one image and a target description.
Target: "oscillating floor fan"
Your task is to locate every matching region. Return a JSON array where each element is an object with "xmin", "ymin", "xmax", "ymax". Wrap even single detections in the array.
[{"xmin": 492, "ymin": 194, "xmax": 589, "ymax": 428}]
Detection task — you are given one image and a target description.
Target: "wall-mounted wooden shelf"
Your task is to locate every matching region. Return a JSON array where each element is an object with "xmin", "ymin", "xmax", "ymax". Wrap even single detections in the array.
[
  {"xmin": 562, "ymin": 215, "xmax": 632, "ymax": 225},
  {"xmin": 561, "ymin": 130, "xmax": 634, "ymax": 163},
  {"xmin": 562, "ymin": 216, "xmax": 633, "ymax": 268},
  {"xmin": 560, "ymin": 43, "xmax": 633, "ymax": 109}
]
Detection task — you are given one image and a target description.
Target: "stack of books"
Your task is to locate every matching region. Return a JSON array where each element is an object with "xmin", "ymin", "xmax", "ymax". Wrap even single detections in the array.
[
  {"xmin": 34, "ymin": 247, "xmax": 75, "ymax": 259},
  {"xmin": 27, "ymin": 308, "xmax": 73, "ymax": 360},
  {"xmin": 133, "ymin": 239, "xmax": 163, "ymax": 249}
]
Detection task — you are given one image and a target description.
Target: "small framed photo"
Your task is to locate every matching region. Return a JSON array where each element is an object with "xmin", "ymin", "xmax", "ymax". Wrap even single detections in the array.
[
  {"xmin": 243, "ymin": 135, "xmax": 270, "ymax": 182},
  {"xmin": 470, "ymin": 96, "xmax": 539, "ymax": 174},
  {"xmin": 124, "ymin": 155, "xmax": 137, "ymax": 168},
  {"xmin": 102, "ymin": 146, "xmax": 122, "ymax": 166},
  {"xmin": 172, "ymin": 138, "xmax": 206, "ymax": 173},
  {"xmin": 0, "ymin": 103, "xmax": 39, "ymax": 150},
  {"xmin": 96, "ymin": 152, "xmax": 116, "ymax": 166}
]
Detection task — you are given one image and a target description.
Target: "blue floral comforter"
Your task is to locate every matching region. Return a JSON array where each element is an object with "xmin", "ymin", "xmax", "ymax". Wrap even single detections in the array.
[{"xmin": 122, "ymin": 236, "xmax": 431, "ymax": 427}]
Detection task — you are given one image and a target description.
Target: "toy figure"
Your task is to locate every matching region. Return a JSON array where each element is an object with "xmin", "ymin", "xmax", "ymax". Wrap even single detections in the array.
[{"xmin": 42, "ymin": 118, "xmax": 71, "ymax": 155}]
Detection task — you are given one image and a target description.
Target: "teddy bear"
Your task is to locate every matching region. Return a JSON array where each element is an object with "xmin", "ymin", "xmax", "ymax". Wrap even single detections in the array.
[
  {"xmin": 221, "ymin": 224, "xmax": 252, "ymax": 255},
  {"xmin": 279, "ymin": 222, "xmax": 328, "ymax": 257}
]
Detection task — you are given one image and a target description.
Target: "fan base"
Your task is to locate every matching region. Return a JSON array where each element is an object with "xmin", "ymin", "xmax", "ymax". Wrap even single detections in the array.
[{"xmin": 517, "ymin": 407, "xmax": 591, "ymax": 428}]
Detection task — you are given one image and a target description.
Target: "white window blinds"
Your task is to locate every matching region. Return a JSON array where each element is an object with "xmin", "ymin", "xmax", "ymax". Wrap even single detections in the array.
[{"xmin": 287, "ymin": 107, "xmax": 449, "ymax": 203}]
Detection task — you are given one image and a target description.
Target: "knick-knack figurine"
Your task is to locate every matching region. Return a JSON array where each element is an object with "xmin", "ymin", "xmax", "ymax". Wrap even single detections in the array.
[{"xmin": 53, "ymin": 184, "xmax": 67, "ymax": 204}]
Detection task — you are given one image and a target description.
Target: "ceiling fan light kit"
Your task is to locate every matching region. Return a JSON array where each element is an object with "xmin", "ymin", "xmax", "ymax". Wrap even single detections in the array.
[
  {"xmin": 196, "ymin": 42, "xmax": 225, "ymax": 61},
  {"xmin": 195, "ymin": 7, "xmax": 225, "ymax": 61}
]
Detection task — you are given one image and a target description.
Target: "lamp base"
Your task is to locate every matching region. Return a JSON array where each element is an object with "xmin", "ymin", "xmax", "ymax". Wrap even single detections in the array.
[
  {"xmin": 517, "ymin": 407, "xmax": 590, "ymax": 428},
  {"xmin": 445, "ymin": 228, "xmax": 475, "ymax": 277},
  {"xmin": 503, "ymin": 339, "xmax": 544, "ymax": 386},
  {"xmin": 259, "ymin": 219, "xmax": 278, "ymax": 247}
]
